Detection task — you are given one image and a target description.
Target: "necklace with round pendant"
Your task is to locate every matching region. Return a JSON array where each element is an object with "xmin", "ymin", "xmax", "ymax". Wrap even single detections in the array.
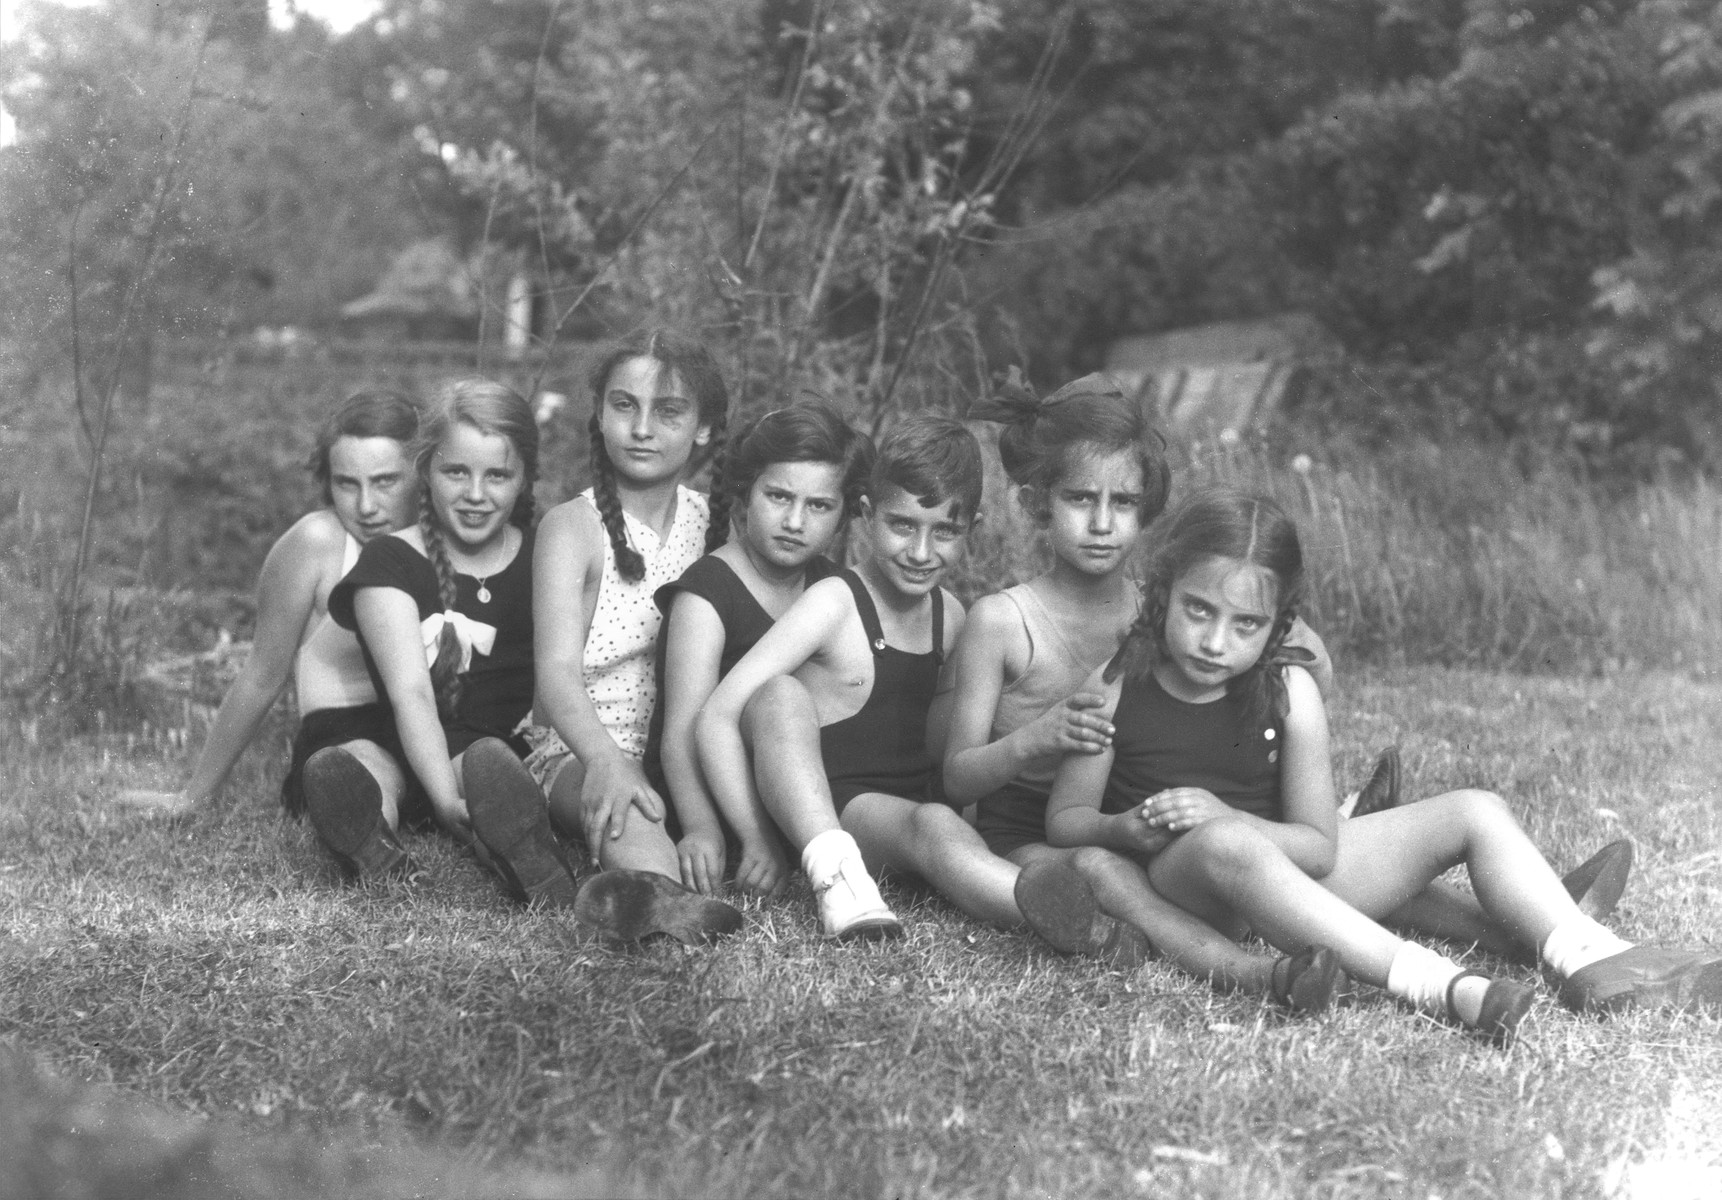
[{"xmin": 471, "ymin": 529, "xmax": 511, "ymax": 604}]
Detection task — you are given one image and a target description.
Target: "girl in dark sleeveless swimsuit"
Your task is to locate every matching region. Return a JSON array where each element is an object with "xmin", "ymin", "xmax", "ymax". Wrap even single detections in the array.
[{"xmin": 649, "ymin": 400, "xmax": 872, "ymax": 896}]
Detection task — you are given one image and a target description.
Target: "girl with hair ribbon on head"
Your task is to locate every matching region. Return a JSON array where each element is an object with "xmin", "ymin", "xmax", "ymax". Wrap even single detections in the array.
[
  {"xmin": 646, "ymin": 397, "xmax": 874, "ymax": 899},
  {"xmin": 940, "ymin": 374, "xmax": 1344, "ymax": 1009},
  {"xmin": 117, "ymin": 390, "xmax": 421, "ymax": 822},
  {"xmin": 320, "ymin": 378, "xmax": 562, "ymax": 902},
  {"xmin": 527, "ymin": 329, "xmax": 744, "ymax": 943},
  {"xmin": 1046, "ymin": 489, "xmax": 1722, "ymax": 1043}
]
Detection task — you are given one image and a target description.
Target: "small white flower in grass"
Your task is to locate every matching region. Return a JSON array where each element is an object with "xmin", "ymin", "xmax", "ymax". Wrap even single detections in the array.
[
  {"xmin": 1595, "ymin": 808, "xmax": 1620, "ymax": 823},
  {"xmin": 1219, "ymin": 427, "xmax": 1241, "ymax": 446},
  {"xmin": 1291, "ymin": 453, "xmax": 1313, "ymax": 474},
  {"xmin": 941, "ymin": 1104, "xmax": 966, "ymax": 1130},
  {"xmin": 1151, "ymin": 1146, "xmax": 1226, "ymax": 1166},
  {"xmin": 1546, "ymin": 1134, "xmax": 1566, "ymax": 1161}
]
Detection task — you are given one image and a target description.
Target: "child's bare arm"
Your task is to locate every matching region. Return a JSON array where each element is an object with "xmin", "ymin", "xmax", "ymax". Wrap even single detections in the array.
[
  {"xmin": 124, "ymin": 514, "xmax": 330, "ymax": 812},
  {"xmin": 1042, "ymin": 671, "xmax": 1169, "ymax": 856},
  {"xmin": 356, "ymin": 586, "xmax": 466, "ymax": 829},
  {"xmin": 534, "ymin": 500, "xmax": 663, "ymax": 842},
  {"xmin": 695, "ymin": 578, "xmax": 853, "ymax": 839},
  {"xmin": 659, "ymin": 592, "xmax": 781, "ymax": 894},
  {"xmin": 923, "ymin": 588, "xmax": 966, "ymax": 764}
]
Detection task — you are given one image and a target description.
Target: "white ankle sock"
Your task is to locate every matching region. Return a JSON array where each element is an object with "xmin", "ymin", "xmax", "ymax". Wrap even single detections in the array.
[
  {"xmin": 1541, "ymin": 915, "xmax": 1632, "ymax": 977},
  {"xmin": 801, "ymin": 829, "xmax": 862, "ymax": 889},
  {"xmin": 1386, "ymin": 942, "xmax": 1464, "ymax": 1016}
]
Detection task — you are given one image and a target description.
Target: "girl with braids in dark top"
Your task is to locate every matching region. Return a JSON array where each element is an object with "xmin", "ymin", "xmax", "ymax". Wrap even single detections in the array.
[
  {"xmin": 529, "ymin": 329, "xmax": 743, "ymax": 943},
  {"xmin": 324, "ymin": 380, "xmax": 577, "ymax": 907},
  {"xmin": 1047, "ymin": 490, "xmax": 1722, "ymax": 1042}
]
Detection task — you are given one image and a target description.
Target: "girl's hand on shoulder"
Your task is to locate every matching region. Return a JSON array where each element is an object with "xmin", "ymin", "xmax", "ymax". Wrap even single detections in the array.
[
  {"xmin": 1139, "ymin": 787, "xmax": 1230, "ymax": 834},
  {"xmin": 1023, "ymin": 690, "xmax": 1114, "ymax": 760},
  {"xmin": 676, "ymin": 828, "xmax": 727, "ymax": 895},
  {"xmin": 578, "ymin": 754, "xmax": 664, "ymax": 852},
  {"xmin": 734, "ymin": 836, "xmax": 789, "ymax": 898}
]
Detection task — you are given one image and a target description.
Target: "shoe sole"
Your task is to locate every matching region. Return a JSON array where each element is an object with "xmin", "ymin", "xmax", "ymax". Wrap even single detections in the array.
[
  {"xmin": 1014, "ymin": 858, "xmax": 1109, "ymax": 955},
  {"xmin": 1563, "ymin": 839, "xmax": 1633, "ymax": 922},
  {"xmin": 304, "ymin": 748, "xmax": 414, "ymax": 880},
  {"xmin": 1274, "ymin": 946, "xmax": 1345, "ymax": 1016},
  {"xmin": 462, "ymin": 739, "xmax": 577, "ymax": 907},
  {"xmin": 1351, "ymin": 746, "xmax": 1402, "ymax": 819},
  {"xmin": 828, "ymin": 915, "xmax": 904, "ymax": 943},
  {"xmin": 573, "ymin": 869, "xmax": 744, "ymax": 944},
  {"xmin": 1562, "ymin": 953, "xmax": 1722, "ymax": 1014}
]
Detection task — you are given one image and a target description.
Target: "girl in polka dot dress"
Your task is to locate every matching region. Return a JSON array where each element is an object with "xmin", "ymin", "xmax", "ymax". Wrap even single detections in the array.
[{"xmin": 529, "ymin": 329, "xmax": 743, "ymax": 942}]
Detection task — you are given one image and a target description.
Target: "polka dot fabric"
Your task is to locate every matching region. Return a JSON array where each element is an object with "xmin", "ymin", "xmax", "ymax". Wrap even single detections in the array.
[{"xmin": 578, "ymin": 485, "xmax": 710, "ymax": 759}]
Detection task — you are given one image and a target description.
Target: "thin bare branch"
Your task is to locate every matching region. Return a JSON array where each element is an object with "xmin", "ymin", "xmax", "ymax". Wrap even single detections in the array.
[{"xmin": 58, "ymin": 26, "xmax": 214, "ymax": 673}]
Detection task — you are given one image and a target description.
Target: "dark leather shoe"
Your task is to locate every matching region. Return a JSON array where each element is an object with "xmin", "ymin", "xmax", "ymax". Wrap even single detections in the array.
[
  {"xmin": 1558, "ymin": 945, "xmax": 1722, "ymax": 1015},
  {"xmin": 573, "ymin": 869, "xmax": 744, "ymax": 944},
  {"xmin": 1351, "ymin": 745, "xmax": 1402, "ymax": 818},
  {"xmin": 462, "ymin": 738, "xmax": 578, "ymax": 907},
  {"xmin": 1562, "ymin": 839, "xmax": 1633, "ymax": 922},
  {"xmin": 1448, "ymin": 970, "xmax": 1537, "ymax": 1046},
  {"xmin": 1271, "ymin": 945, "xmax": 1346, "ymax": 1015},
  {"xmin": 304, "ymin": 747, "xmax": 417, "ymax": 880}
]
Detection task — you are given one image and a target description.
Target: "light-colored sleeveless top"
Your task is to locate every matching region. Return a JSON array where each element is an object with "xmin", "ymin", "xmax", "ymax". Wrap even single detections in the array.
[
  {"xmin": 989, "ymin": 582, "xmax": 1139, "ymax": 791},
  {"xmin": 294, "ymin": 533, "xmax": 377, "ymax": 714},
  {"xmin": 579, "ymin": 484, "xmax": 709, "ymax": 758}
]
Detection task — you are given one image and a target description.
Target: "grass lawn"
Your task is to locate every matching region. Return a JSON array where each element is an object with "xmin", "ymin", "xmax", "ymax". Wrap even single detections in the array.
[{"xmin": 3, "ymin": 666, "xmax": 1720, "ymax": 1199}]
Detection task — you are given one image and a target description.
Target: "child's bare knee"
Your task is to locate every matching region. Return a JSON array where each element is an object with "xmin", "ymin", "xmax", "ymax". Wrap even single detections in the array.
[
  {"xmin": 742, "ymin": 675, "xmax": 809, "ymax": 731},
  {"xmin": 1182, "ymin": 817, "xmax": 1275, "ymax": 881},
  {"xmin": 1446, "ymin": 788, "xmax": 1514, "ymax": 828}
]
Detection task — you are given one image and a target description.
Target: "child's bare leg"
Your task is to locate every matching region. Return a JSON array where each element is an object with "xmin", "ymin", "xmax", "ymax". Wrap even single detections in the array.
[
  {"xmin": 1383, "ymin": 880, "xmax": 1518, "ymax": 956},
  {"xmin": 843, "ymin": 793, "xmax": 1021, "ymax": 927},
  {"xmin": 1325, "ymin": 791, "xmax": 1577, "ymax": 948},
  {"xmin": 1013, "ymin": 842, "xmax": 1275, "ymax": 993},
  {"xmin": 338, "ymin": 738, "xmax": 409, "ymax": 828},
  {"xmin": 545, "ymin": 758, "xmax": 680, "ymax": 878},
  {"xmin": 1148, "ymin": 818, "xmax": 1404, "ymax": 983},
  {"xmin": 742, "ymin": 675, "xmax": 845, "ymax": 849}
]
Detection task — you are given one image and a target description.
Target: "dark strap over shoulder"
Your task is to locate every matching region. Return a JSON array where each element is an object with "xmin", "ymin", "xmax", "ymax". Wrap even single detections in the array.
[{"xmin": 839, "ymin": 568, "xmax": 944, "ymax": 662}]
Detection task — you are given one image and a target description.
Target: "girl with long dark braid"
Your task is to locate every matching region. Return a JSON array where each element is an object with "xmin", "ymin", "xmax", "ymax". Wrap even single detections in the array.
[
  {"xmin": 1047, "ymin": 489, "xmax": 1722, "ymax": 1042},
  {"xmin": 528, "ymin": 329, "xmax": 743, "ymax": 943},
  {"xmin": 323, "ymin": 379, "xmax": 574, "ymax": 905}
]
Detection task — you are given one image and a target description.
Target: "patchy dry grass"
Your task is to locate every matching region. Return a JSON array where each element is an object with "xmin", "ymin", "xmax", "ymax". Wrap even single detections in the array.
[{"xmin": 3, "ymin": 668, "xmax": 1721, "ymax": 1199}]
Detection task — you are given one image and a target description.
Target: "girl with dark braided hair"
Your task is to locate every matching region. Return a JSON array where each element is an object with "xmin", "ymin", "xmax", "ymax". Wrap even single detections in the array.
[
  {"xmin": 528, "ymin": 329, "xmax": 743, "ymax": 943},
  {"xmin": 942, "ymin": 376, "xmax": 1343, "ymax": 1011},
  {"xmin": 324, "ymin": 380, "xmax": 577, "ymax": 907},
  {"xmin": 1048, "ymin": 489, "xmax": 1722, "ymax": 1041}
]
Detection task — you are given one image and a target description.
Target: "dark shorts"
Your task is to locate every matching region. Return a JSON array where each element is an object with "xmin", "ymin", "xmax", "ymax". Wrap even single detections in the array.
[
  {"xmin": 975, "ymin": 780, "xmax": 1051, "ymax": 859},
  {"xmin": 282, "ymin": 704, "xmax": 431, "ymax": 827}
]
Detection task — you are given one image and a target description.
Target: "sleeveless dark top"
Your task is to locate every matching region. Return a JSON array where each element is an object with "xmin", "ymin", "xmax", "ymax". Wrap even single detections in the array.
[
  {"xmin": 1101, "ymin": 672, "xmax": 1283, "ymax": 822},
  {"xmin": 819, "ymin": 569, "xmax": 946, "ymax": 810},
  {"xmin": 329, "ymin": 531, "xmax": 535, "ymax": 759},
  {"xmin": 642, "ymin": 553, "xmax": 838, "ymax": 787}
]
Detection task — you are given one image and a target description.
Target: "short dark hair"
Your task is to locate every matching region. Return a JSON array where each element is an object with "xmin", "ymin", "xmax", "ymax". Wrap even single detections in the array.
[
  {"xmin": 721, "ymin": 397, "xmax": 875, "ymax": 520},
  {"xmin": 310, "ymin": 390, "xmax": 420, "ymax": 505},
  {"xmin": 871, "ymin": 414, "xmax": 984, "ymax": 520}
]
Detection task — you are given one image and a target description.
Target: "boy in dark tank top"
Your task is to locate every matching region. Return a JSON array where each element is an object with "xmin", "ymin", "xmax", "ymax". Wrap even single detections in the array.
[{"xmin": 697, "ymin": 416, "xmax": 1128, "ymax": 952}]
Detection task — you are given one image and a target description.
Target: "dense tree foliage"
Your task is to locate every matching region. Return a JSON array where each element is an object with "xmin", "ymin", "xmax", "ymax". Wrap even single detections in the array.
[{"xmin": 5, "ymin": 0, "xmax": 1722, "ymax": 467}]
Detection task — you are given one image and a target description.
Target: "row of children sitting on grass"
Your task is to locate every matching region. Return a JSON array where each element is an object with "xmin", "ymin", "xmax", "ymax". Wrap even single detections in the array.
[{"xmin": 121, "ymin": 329, "xmax": 1722, "ymax": 1046}]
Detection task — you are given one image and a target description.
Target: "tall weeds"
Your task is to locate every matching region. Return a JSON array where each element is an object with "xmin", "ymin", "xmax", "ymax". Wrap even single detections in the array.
[{"xmin": 1177, "ymin": 434, "xmax": 1722, "ymax": 676}]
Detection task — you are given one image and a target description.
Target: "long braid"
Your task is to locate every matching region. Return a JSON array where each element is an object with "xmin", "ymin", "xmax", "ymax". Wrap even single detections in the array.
[
  {"xmin": 702, "ymin": 409, "xmax": 731, "ymax": 553},
  {"xmin": 1105, "ymin": 582, "xmax": 1167, "ymax": 685},
  {"xmin": 1232, "ymin": 605, "xmax": 1299, "ymax": 731},
  {"xmin": 589, "ymin": 410, "xmax": 645, "ymax": 581},
  {"xmin": 418, "ymin": 505, "xmax": 465, "ymax": 721}
]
